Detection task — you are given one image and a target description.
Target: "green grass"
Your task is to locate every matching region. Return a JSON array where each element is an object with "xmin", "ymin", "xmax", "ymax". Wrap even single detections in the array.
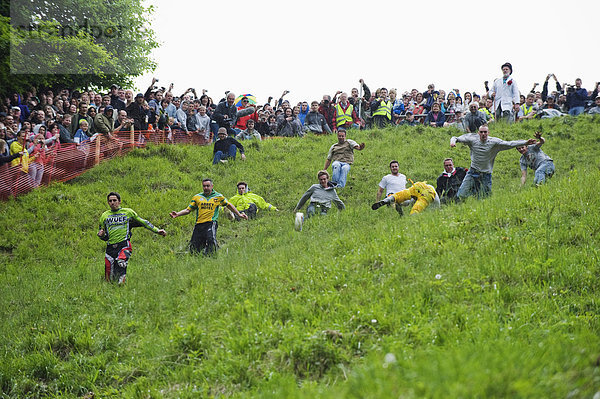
[{"xmin": 1, "ymin": 116, "xmax": 600, "ymax": 398}]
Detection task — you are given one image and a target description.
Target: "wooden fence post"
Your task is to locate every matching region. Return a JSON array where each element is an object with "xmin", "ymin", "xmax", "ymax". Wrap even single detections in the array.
[{"xmin": 94, "ymin": 136, "xmax": 101, "ymax": 165}]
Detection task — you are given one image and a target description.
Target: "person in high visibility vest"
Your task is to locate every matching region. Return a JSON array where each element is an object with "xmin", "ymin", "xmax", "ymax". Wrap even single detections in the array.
[
  {"xmin": 370, "ymin": 88, "xmax": 392, "ymax": 128},
  {"xmin": 227, "ymin": 181, "xmax": 278, "ymax": 220},
  {"xmin": 333, "ymin": 93, "xmax": 360, "ymax": 132},
  {"xmin": 372, "ymin": 181, "xmax": 440, "ymax": 215},
  {"xmin": 481, "ymin": 98, "xmax": 495, "ymax": 122},
  {"xmin": 517, "ymin": 93, "xmax": 538, "ymax": 122}
]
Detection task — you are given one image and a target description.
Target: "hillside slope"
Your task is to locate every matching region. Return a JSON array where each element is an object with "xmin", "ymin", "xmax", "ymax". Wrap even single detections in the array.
[{"xmin": 1, "ymin": 117, "xmax": 600, "ymax": 398}]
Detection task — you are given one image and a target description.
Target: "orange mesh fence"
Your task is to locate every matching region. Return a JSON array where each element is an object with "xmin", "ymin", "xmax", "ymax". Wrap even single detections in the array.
[{"xmin": 0, "ymin": 129, "xmax": 212, "ymax": 200}]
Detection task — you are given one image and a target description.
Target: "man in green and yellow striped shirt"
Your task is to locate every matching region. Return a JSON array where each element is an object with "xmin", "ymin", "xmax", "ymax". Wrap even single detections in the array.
[{"xmin": 170, "ymin": 178, "xmax": 247, "ymax": 255}]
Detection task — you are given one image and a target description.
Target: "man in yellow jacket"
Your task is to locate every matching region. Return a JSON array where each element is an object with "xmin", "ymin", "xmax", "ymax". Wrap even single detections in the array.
[
  {"xmin": 228, "ymin": 181, "xmax": 278, "ymax": 220},
  {"xmin": 371, "ymin": 181, "xmax": 440, "ymax": 215}
]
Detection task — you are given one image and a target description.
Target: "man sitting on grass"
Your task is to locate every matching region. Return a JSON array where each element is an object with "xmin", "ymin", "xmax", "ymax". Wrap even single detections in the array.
[
  {"xmin": 227, "ymin": 181, "xmax": 278, "ymax": 220},
  {"xmin": 213, "ymin": 128, "xmax": 246, "ymax": 164}
]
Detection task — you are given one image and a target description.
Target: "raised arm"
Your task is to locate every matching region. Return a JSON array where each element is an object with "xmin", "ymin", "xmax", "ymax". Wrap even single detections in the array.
[
  {"xmin": 360, "ymin": 79, "xmax": 371, "ymax": 100},
  {"xmin": 534, "ymin": 132, "xmax": 545, "ymax": 148},
  {"xmin": 495, "ymin": 138, "xmax": 535, "ymax": 151},
  {"xmin": 451, "ymin": 133, "xmax": 477, "ymax": 148}
]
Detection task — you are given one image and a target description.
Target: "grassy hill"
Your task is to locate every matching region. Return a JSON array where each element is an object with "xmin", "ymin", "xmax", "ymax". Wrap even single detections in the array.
[{"xmin": 1, "ymin": 116, "xmax": 600, "ymax": 398}]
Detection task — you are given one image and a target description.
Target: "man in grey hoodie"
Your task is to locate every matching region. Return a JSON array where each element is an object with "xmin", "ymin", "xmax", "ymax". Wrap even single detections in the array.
[
  {"xmin": 294, "ymin": 170, "xmax": 345, "ymax": 217},
  {"xmin": 303, "ymin": 101, "xmax": 332, "ymax": 135}
]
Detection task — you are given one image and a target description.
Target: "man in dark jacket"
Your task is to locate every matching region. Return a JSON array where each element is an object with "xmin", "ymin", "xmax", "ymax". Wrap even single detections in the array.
[
  {"xmin": 70, "ymin": 103, "xmax": 94, "ymax": 137},
  {"xmin": 213, "ymin": 128, "xmax": 246, "ymax": 164},
  {"xmin": 125, "ymin": 93, "xmax": 149, "ymax": 131},
  {"xmin": 436, "ymin": 158, "xmax": 467, "ymax": 203},
  {"xmin": 318, "ymin": 95, "xmax": 336, "ymax": 132},
  {"xmin": 566, "ymin": 78, "xmax": 588, "ymax": 116},
  {"xmin": 58, "ymin": 114, "xmax": 75, "ymax": 143},
  {"xmin": 109, "ymin": 84, "xmax": 126, "ymax": 112},
  {"xmin": 212, "ymin": 92, "xmax": 238, "ymax": 136},
  {"xmin": 94, "ymin": 106, "xmax": 115, "ymax": 139}
]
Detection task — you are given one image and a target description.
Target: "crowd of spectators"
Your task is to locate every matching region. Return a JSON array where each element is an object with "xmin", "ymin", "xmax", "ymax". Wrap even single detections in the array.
[{"xmin": 1, "ymin": 73, "xmax": 599, "ymax": 187}]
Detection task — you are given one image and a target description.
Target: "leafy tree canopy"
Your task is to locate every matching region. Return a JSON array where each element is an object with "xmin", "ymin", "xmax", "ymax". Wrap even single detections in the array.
[{"xmin": 0, "ymin": 0, "xmax": 158, "ymax": 95}]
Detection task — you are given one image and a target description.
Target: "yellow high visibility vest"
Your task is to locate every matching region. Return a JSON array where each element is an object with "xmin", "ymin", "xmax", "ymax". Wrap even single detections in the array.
[
  {"xmin": 520, "ymin": 104, "xmax": 534, "ymax": 116},
  {"xmin": 482, "ymin": 108, "xmax": 494, "ymax": 120},
  {"xmin": 335, "ymin": 103, "xmax": 354, "ymax": 127},
  {"xmin": 373, "ymin": 99, "xmax": 392, "ymax": 119}
]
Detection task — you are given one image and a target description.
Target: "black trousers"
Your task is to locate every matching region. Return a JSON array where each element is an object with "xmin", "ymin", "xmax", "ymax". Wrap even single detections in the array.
[
  {"xmin": 235, "ymin": 203, "xmax": 258, "ymax": 220},
  {"xmin": 190, "ymin": 221, "xmax": 218, "ymax": 255}
]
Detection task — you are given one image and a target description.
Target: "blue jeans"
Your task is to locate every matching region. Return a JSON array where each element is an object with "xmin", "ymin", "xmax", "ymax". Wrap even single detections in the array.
[
  {"xmin": 210, "ymin": 122, "xmax": 220, "ymax": 141},
  {"xmin": 534, "ymin": 160, "xmax": 555, "ymax": 185},
  {"xmin": 457, "ymin": 169, "xmax": 492, "ymax": 199},
  {"xmin": 331, "ymin": 160, "xmax": 351, "ymax": 188},
  {"xmin": 306, "ymin": 202, "xmax": 328, "ymax": 218},
  {"xmin": 212, "ymin": 144, "xmax": 237, "ymax": 164},
  {"xmin": 568, "ymin": 106, "xmax": 584, "ymax": 116}
]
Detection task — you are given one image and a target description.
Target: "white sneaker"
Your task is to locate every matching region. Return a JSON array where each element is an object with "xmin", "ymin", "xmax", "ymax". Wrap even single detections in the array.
[{"xmin": 294, "ymin": 212, "xmax": 304, "ymax": 231}]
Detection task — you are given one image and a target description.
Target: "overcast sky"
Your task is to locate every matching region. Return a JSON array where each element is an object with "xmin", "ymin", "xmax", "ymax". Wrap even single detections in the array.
[{"xmin": 134, "ymin": 0, "xmax": 599, "ymax": 104}]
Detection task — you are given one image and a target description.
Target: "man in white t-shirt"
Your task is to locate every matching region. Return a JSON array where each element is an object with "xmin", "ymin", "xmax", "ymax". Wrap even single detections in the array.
[{"xmin": 376, "ymin": 160, "xmax": 407, "ymax": 215}]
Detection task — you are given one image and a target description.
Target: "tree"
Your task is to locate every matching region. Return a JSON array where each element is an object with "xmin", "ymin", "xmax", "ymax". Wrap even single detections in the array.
[{"xmin": 0, "ymin": 0, "xmax": 158, "ymax": 94}]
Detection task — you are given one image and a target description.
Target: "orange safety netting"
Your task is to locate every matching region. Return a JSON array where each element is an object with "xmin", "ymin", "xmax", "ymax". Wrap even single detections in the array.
[{"xmin": 0, "ymin": 129, "xmax": 212, "ymax": 201}]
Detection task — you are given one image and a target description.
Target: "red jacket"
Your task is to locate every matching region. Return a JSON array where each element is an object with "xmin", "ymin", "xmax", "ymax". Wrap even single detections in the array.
[{"xmin": 234, "ymin": 106, "xmax": 258, "ymax": 130}]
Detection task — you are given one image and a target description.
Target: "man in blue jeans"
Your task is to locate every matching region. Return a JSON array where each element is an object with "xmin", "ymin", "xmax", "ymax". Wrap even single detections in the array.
[
  {"xmin": 517, "ymin": 132, "xmax": 555, "ymax": 186},
  {"xmin": 323, "ymin": 128, "xmax": 365, "ymax": 188},
  {"xmin": 212, "ymin": 127, "xmax": 246, "ymax": 164},
  {"xmin": 450, "ymin": 124, "xmax": 535, "ymax": 199}
]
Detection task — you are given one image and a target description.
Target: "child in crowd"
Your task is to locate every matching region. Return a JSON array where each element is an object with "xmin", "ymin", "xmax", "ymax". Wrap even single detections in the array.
[
  {"xmin": 196, "ymin": 105, "xmax": 211, "ymax": 141},
  {"xmin": 74, "ymin": 120, "xmax": 93, "ymax": 144}
]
